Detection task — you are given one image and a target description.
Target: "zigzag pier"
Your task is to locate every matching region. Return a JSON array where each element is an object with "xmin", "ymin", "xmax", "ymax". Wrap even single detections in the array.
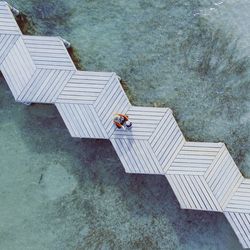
[{"xmin": 0, "ymin": 1, "xmax": 249, "ymax": 248}]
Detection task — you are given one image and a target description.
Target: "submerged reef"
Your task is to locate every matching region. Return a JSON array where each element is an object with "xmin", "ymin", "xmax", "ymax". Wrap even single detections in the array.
[{"xmin": 1, "ymin": 0, "xmax": 250, "ymax": 249}]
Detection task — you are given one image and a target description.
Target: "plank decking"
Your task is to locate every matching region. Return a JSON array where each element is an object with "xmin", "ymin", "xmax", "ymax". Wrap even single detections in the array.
[{"xmin": 0, "ymin": 1, "xmax": 249, "ymax": 248}]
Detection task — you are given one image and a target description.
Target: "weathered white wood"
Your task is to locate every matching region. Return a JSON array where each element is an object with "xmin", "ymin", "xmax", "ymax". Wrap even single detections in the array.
[
  {"xmin": 93, "ymin": 75, "xmax": 131, "ymax": 137},
  {"xmin": 166, "ymin": 174, "xmax": 222, "ymax": 211},
  {"xmin": 225, "ymin": 179, "xmax": 250, "ymax": 213},
  {"xmin": 111, "ymin": 139, "xmax": 134, "ymax": 173},
  {"xmin": 111, "ymin": 138, "xmax": 163, "ymax": 174},
  {"xmin": 0, "ymin": 34, "xmax": 19, "ymax": 64},
  {"xmin": 96, "ymin": 76, "xmax": 120, "ymax": 112},
  {"xmin": 184, "ymin": 142, "xmax": 223, "ymax": 148},
  {"xmin": 149, "ymin": 110, "xmax": 174, "ymax": 145},
  {"xmin": 172, "ymin": 175, "xmax": 197, "ymax": 208},
  {"xmin": 111, "ymin": 106, "xmax": 170, "ymax": 140},
  {"xmin": 22, "ymin": 35, "xmax": 62, "ymax": 41},
  {"xmin": 222, "ymin": 177, "xmax": 245, "ymax": 209},
  {"xmin": 163, "ymin": 136, "xmax": 185, "ymax": 172},
  {"xmin": 224, "ymin": 212, "xmax": 250, "ymax": 248},
  {"xmin": 155, "ymin": 120, "xmax": 177, "ymax": 156},
  {"xmin": 204, "ymin": 146, "xmax": 244, "ymax": 209},
  {"xmin": 128, "ymin": 106, "xmax": 170, "ymax": 113},
  {"xmin": 166, "ymin": 143, "xmax": 220, "ymax": 175},
  {"xmin": 156, "ymin": 123, "xmax": 184, "ymax": 162},
  {"xmin": 161, "ymin": 131, "xmax": 183, "ymax": 161},
  {"xmin": 0, "ymin": 2, "xmax": 21, "ymax": 35},
  {"xmin": 166, "ymin": 175, "xmax": 189, "ymax": 208},
  {"xmin": 17, "ymin": 69, "xmax": 74, "ymax": 103},
  {"xmin": 56, "ymin": 71, "xmax": 112, "ymax": 104},
  {"xmin": 190, "ymin": 175, "xmax": 212, "ymax": 210},
  {"xmin": 119, "ymin": 139, "xmax": 141, "ymax": 172},
  {"xmin": 56, "ymin": 103, "xmax": 78, "ymax": 137},
  {"xmin": 1, "ymin": 37, "xmax": 36, "ymax": 100},
  {"xmin": 23, "ymin": 35, "xmax": 75, "ymax": 70},
  {"xmin": 56, "ymin": 103, "xmax": 108, "ymax": 139}
]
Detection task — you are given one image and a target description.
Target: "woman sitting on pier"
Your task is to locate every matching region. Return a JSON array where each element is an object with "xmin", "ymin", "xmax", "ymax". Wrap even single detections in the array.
[{"xmin": 113, "ymin": 114, "xmax": 132, "ymax": 130}]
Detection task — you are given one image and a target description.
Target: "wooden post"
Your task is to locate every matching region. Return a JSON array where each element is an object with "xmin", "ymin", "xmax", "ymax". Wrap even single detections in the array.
[
  {"xmin": 60, "ymin": 37, "xmax": 71, "ymax": 48},
  {"xmin": 22, "ymin": 102, "xmax": 31, "ymax": 106},
  {"xmin": 8, "ymin": 4, "xmax": 20, "ymax": 16}
]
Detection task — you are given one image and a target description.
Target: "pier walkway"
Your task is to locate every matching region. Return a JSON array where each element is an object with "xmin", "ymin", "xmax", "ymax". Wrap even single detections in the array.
[{"xmin": 0, "ymin": 1, "xmax": 249, "ymax": 248}]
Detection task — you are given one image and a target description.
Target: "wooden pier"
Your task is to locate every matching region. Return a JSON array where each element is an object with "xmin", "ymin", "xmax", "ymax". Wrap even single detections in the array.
[{"xmin": 0, "ymin": 1, "xmax": 249, "ymax": 248}]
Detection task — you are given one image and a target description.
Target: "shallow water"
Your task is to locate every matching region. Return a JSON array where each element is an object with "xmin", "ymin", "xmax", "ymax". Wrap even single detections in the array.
[{"xmin": 1, "ymin": 0, "xmax": 250, "ymax": 249}]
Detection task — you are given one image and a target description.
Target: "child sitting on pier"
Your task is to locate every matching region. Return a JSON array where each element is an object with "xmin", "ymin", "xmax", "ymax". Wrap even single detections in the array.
[{"xmin": 113, "ymin": 113, "xmax": 132, "ymax": 130}]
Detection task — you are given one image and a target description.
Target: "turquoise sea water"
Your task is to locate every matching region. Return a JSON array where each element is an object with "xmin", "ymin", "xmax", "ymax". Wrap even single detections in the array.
[{"xmin": 1, "ymin": 0, "xmax": 250, "ymax": 249}]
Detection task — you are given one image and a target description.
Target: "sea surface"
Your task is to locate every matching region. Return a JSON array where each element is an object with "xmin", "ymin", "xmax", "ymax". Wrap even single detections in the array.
[{"xmin": 1, "ymin": 0, "xmax": 250, "ymax": 249}]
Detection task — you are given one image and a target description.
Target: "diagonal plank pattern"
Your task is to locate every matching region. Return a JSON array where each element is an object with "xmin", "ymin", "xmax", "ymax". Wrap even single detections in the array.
[{"xmin": 0, "ymin": 1, "xmax": 249, "ymax": 248}]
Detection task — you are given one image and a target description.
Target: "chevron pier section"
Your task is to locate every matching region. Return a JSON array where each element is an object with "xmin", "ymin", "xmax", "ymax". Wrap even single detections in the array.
[{"xmin": 0, "ymin": 1, "xmax": 249, "ymax": 248}]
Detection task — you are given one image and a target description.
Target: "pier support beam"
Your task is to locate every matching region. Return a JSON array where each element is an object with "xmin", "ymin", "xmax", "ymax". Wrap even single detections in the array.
[
  {"xmin": 60, "ymin": 38, "xmax": 71, "ymax": 49},
  {"xmin": 22, "ymin": 102, "xmax": 31, "ymax": 106},
  {"xmin": 8, "ymin": 4, "xmax": 20, "ymax": 16}
]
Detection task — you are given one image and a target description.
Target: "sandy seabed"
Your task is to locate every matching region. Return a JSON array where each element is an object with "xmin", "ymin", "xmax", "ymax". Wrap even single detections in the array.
[{"xmin": 1, "ymin": 0, "xmax": 250, "ymax": 249}]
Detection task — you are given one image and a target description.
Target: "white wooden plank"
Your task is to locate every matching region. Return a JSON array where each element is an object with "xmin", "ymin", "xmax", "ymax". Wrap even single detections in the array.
[
  {"xmin": 225, "ymin": 212, "xmax": 250, "ymax": 248},
  {"xmin": 55, "ymin": 98, "xmax": 95, "ymax": 104},
  {"xmin": 65, "ymin": 83, "xmax": 105, "ymax": 89},
  {"xmin": 1, "ymin": 63, "xmax": 18, "ymax": 97},
  {"xmin": 222, "ymin": 177, "xmax": 245, "ymax": 210},
  {"xmin": 111, "ymin": 139, "xmax": 134, "ymax": 173},
  {"xmin": 76, "ymin": 71, "xmax": 114, "ymax": 77},
  {"xmin": 160, "ymin": 131, "xmax": 184, "ymax": 166},
  {"xmin": 216, "ymin": 161, "xmax": 238, "ymax": 197},
  {"xmin": 178, "ymin": 175, "xmax": 197, "ymax": 209},
  {"xmin": 189, "ymin": 175, "xmax": 209, "ymax": 210},
  {"xmin": 74, "ymin": 104, "xmax": 93, "ymax": 137},
  {"xmin": 18, "ymin": 69, "xmax": 43, "ymax": 101},
  {"xmin": 48, "ymin": 70, "xmax": 74, "ymax": 103},
  {"xmin": 39, "ymin": 70, "xmax": 66, "ymax": 102},
  {"xmin": 156, "ymin": 125, "xmax": 181, "ymax": 159},
  {"xmin": 119, "ymin": 139, "xmax": 140, "ymax": 172},
  {"xmin": 96, "ymin": 78, "xmax": 120, "ymax": 116},
  {"xmin": 158, "ymin": 131, "xmax": 183, "ymax": 166},
  {"xmin": 32, "ymin": 70, "xmax": 57, "ymax": 101},
  {"xmin": 173, "ymin": 158, "xmax": 212, "ymax": 164},
  {"xmin": 0, "ymin": 34, "xmax": 19, "ymax": 63},
  {"xmin": 196, "ymin": 176, "xmax": 222, "ymax": 211},
  {"xmin": 163, "ymin": 137, "xmax": 185, "ymax": 172},
  {"xmin": 132, "ymin": 140, "xmax": 152, "ymax": 173},
  {"xmin": 23, "ymin": 69, "xmax": 51, "ymax": 101},
  {"xmin": 101, "ymin": 86, "xmax": 125, "ymax": 125},
  {"xmin": 56, "ymin": 103, "xmax": 78, "ymax": 137},
  {"xmin": 23, "ymin": 35, "xmax": 63, "ymax": 42},
  {"xmin": 210, "ymin": 154, "xmax": 232, "ymax": 191},
  {"xmin": 1, "ymin": 37, "xmax": 36, "ymax": 99},
  {"xmin": 56, "ymin": 95, "xmax": 96, "ymax": 101},
  {"xmin": 154, "ymin": 118, "xmax": 177, "ymax": 156},
  {"xmin": 149, "ymin": 110, "xmax": 173, "ymax": 146},
  {"xmin": 23, "ymin": 36, "xmax": 76, "ymax": 70},
  {"xmin": 94, "ymin": 74, "xmax": 117, "ymax": 109},
  {"xmin": 0, "ymin": 3, "xmax": 21, "ymax": 35},
  {"xmin": 205, "ymin": 145, "xmax": 227, "ymax": 178},
  {"xmin": 167, "ymin": 174, "xmax": 190, "ymax": 209},
  {"xmin": 129, "ymin": 106, "xmax": 169, "ymax": 113},
  {"xmin": 64, "ymin": 104, "xmax": 84, "ymax": 137},
  {"xmin": 87, "ymin": 105, "xmax": 108, "ymax": 138},
  {"xmin": 138, "ymin": 140, "xmax": 162, "ymax": 174},
  {"xmin": 184, "ymin": 142, "xmax": 223, "ymax": 148}
]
